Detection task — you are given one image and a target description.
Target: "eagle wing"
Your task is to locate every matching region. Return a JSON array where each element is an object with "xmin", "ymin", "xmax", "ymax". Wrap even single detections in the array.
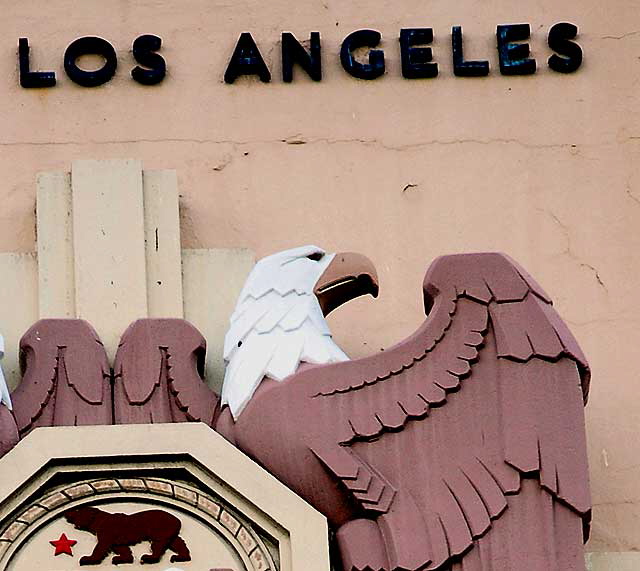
[
  {"xmin": 12, "ymin": 319, "xmax": 111, "ymax": 435},
  {"xmin": 113, "ymin": 319, "xmax": 217, "ymax": 424},
  {"xmin": 303, "ymin": 253, "xmax": 590, "ymax": 569}
]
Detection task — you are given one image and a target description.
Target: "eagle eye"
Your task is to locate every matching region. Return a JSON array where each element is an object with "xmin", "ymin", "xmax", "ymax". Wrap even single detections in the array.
[{"xmin": 306, "ymin": 252, "xmax": 324, "ymax": 261}]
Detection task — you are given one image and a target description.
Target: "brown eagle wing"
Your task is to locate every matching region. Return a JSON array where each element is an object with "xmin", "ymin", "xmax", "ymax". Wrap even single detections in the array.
[
  {"xmin": 306, "ymin": 253, "xmax": 590, "ymax": 568},
  {"xmin": 12, "ymin": 319, "xmax": 111, "ymax": 435},
  {"xmin": 113, "ymin": 319, "xmax": 217, "ymax": 424}
]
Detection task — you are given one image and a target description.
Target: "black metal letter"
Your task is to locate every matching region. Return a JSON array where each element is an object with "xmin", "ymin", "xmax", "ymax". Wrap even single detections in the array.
[
  {"xmin": 548, "ymin": 22, "xmax": 582, "ymax": 73},
  {"xmin": 18, "ymin": 38, "xmax": 56, "ymax": 88},
  {"xmin": 64, "ymin": 36, "xmax": 117, "ymax": 87},
  {"xmin": 496, "ymin": 24, "xmax": 536, "ymax": 75},
  {"xmin": 451, "ymin": 26, "xmax": 489, "ymax": 77},
  {"xmin": 131, "ymin": 34, "xmax": 166, "ymax": 85},
  {"xmin": 282, "ymin": 32, "xmax": 321, "ymax": 82},
  {"xmin": 340, "ymin": 29, "xmax": 385, "ymax": 80},
  {"xmin": 399, "ymin": 28, "xmax": 437, "ymax": 79},
  {"xmin": 224, "ymin": 33, "xmax": 271, "ymax": 84}
]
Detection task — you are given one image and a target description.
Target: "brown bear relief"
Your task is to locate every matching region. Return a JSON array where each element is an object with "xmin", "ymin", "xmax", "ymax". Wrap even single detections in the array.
[{"xmin": 64, "ymin": 506, "xmax": 191, "ymax": 566}]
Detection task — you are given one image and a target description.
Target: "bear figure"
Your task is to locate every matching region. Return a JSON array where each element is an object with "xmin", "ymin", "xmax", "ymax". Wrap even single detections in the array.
[{"xmin": 64, "ymin": 506, "xmax": 191, "ymax": 566}]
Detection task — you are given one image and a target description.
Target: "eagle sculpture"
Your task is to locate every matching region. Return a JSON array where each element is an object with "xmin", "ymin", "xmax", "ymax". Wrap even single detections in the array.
[{"xmin": 216, "ymin": 246, "xmax": 591, "ymax": 571}]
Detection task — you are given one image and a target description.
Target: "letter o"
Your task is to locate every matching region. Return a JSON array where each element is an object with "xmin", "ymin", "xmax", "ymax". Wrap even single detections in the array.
[{"xmin": 64, "ymin": 36, "xmax": 117, "ymax": 87}]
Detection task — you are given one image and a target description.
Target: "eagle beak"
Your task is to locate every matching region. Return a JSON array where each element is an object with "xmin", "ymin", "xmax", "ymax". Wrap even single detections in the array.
[{"xmin": 314, "ymin": 252, "xmax": 379, "ymax": 316}]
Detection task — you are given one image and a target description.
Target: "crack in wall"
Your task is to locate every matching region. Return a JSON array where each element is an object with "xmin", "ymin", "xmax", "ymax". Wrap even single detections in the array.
[
  {"xmin": 593, "ymin": 500, "xmax": 638, "ymax": 507},
  {"xmin": 601, "ymin": 30, "xmax": 640, "ymax": 40},
  {"xmin": 212, "ymin": 153, "xmax": 234, "ymax": 172},
  {"xmin": 537, "ymin": 207, "xmax": 608, "ymax": 293},
  {"xmin": 0, "ymin": 137, "xmax": 590, "ymax": 152},
  {"xmin": 581, "ymin": 262, "xmax": 606, "ymax": 289},
  {"xmin": 626, "ymin": 183, "xmax": 640, "ymax": 207},
  {"xmin": 565, "ymin": 317, "xmax": 628, "ymax": 327}
]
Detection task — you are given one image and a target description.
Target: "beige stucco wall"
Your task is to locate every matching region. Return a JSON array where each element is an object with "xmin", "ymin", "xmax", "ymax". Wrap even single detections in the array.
[{"xmin": 0, "ymin": 0, "xmax": 638, "ymax": 556}]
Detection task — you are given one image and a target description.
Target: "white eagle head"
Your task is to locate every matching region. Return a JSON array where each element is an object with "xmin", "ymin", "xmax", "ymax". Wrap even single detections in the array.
[
  {"xmin": 0, "ymin": 335, "xmax": 12, "ymax": 410},
  {"xmin": 221, "ymin": 245, "xmax": 378, "ymax": 419}
]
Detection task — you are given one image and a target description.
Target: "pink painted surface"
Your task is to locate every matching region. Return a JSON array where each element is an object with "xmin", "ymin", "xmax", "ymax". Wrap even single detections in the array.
[
  {"xmin": 11, "ymin": 319, "xmax": 111, "ymax": 435},
  {"xmin": 113, "ymin": 318, "xmax": 217, "ymax": 425},
  {"xmin": 0, "ymin": 404, "xmax": 18, "ymax": 457},
  {"xmin": 217, "ymin": 253, "xmax": 591, "ymax": 571}
]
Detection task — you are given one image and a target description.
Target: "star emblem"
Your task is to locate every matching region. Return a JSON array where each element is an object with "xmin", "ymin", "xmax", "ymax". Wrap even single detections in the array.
[{"xmin": 50, "ymin": 532, "xmax": 77, "ymax": 556}]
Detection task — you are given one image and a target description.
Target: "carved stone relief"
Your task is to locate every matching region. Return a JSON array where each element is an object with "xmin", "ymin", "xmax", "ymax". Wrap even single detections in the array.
[{"xmin": 0, "ymin": 476, "xmax": 277, "ymax": 570}]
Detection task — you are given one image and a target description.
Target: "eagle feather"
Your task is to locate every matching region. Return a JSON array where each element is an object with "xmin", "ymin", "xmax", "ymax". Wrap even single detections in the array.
[
  {"xmin": 221, "ymin": 246, "xmax": 349, "ymax": 419},
  {"xmin": 0, "ymin": 335, "xmax": 12, "ymax": 410}
]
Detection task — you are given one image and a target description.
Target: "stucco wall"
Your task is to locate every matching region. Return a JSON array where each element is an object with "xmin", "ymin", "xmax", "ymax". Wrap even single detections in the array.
[{"xmin": 0, "ymin": 0, "xmax": 638, "ymax": 555}]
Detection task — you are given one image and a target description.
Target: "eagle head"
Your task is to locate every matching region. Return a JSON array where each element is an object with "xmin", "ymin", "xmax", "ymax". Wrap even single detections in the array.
[
  {"xmin": 0, "ymin": 335, "xmax": 11, "ymax": 410},
  {"xmin": 221, "ymin": 245, "xmax": 378, "ymax": 419}
]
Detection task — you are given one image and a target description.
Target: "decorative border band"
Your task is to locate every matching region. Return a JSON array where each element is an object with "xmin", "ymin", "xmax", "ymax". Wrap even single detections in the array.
[{"xmin": 0, "ymin": 476, "xmax": 276, "ymax": 571}]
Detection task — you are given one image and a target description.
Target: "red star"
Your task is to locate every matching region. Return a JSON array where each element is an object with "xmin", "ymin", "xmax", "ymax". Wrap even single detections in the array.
[{"xmin": 50, "ymin": 533, "xmax": 77, "ymax": 556}]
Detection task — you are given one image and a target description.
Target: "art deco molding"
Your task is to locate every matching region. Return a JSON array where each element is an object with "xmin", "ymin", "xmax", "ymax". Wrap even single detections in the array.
[{"xmin": 0, "ymin": 159, "xmax": 254, "ymax": 393}]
